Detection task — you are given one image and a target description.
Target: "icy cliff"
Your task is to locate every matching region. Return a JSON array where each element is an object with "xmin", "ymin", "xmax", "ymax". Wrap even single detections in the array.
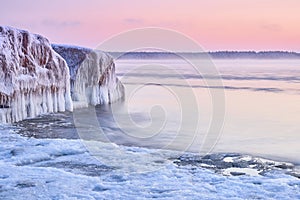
[
  {"xmin": 52, "ymin": 45, "xmax": 124, "ymax": 108},
  {"xmin": 0, "ymin": 26, "xmax": 73, "ymax": 123}
]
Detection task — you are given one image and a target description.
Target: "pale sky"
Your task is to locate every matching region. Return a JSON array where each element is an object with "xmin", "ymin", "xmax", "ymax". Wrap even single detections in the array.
[{"xmin": 0, "ymin": 0, "xmax": 299, "ymax": 51}]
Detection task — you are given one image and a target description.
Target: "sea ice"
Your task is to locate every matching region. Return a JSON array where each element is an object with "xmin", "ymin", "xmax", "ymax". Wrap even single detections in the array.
[{"xmin": 0, "ymin": 125, "xmax": 299, "ymax": 199}]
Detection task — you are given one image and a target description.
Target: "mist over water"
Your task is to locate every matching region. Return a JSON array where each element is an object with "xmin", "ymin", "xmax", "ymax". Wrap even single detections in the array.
[
  {"xmin": 7, "ymin": 58, "xmax": 300, "ymax": 198},
  {"xmin": 14, "ymin": 58, "xmax": 300, "ymax": 164},
  {"xmin": 112, "ymin": 58, "xmax": 300, "ymax": 163}
]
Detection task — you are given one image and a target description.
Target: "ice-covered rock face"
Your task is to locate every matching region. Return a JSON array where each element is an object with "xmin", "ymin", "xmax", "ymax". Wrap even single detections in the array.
[
  {"xmin": 52, "ymin": 45, "xmax": 124, "ymax": 108},
  {"xmin": 0, "ymin": 26, "xmax": 73, "ymax": 123}
]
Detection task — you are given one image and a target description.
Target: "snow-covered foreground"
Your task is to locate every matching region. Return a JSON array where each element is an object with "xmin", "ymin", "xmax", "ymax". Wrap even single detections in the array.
[{"xmin": 0, "ymin": 125, "xmax": 299, "ymax": 199}]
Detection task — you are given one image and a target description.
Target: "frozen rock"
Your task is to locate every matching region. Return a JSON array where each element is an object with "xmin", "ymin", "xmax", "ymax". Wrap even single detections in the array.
[
  {"xmin": 52, "ymin": 45, "xmax": 124, "ymax": 108},
  {"xmin": 0, "ymin": 26, "xmax": 73, "ymax": 123}
]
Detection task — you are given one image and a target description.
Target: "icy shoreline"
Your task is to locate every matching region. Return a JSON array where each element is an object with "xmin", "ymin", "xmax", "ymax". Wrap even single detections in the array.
[
  {"xmin": 0, "ymin": 26, "xmax": 73, "ymax": 123},
  {"xmin": 14, "ymin": 110, "xmax": 300, "ymax": 168},
  {"xmin": 0, "ymin": 124, "xmax": 299, "ymax": 199},
  {"xmin": 0, "ymin": 26, "xmax": 124, "ymax": 123},
  {"xmin": 52, "ymin": 45, "xmax": 124, "ymax": 107}
]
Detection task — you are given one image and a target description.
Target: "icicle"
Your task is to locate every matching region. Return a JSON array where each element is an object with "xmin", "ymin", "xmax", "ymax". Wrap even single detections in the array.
[
  {"xmin": 1, "ymin": 27, "xmax": 124, "ymax": 123},
  {"xmin": 52, "ymin": 44, "xmax": 125, "ymax": 109},
  {"xmin": 0, "ymin": 26, "xmax": 73, "ymax": 123}
]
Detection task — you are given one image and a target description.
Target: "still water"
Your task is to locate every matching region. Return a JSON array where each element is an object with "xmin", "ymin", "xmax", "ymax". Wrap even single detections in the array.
[
  {"xmin": 16, "ymin": 58, "xmax": 300, "ymax": 164},
  {"xmin": 110, "ymin": 58, "xmax": 300, "ymax": 164}
]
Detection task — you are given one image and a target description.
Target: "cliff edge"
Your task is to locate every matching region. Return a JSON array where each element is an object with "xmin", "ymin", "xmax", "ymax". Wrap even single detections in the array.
[
  {"xmin": 0, "ymin": 26, "xmax": 124, "ymax": 123},
  {"xmin": 52, "ymin": 45, "xmax": 124, "ymax": 108},
  {"xmin": 0, "ymin": 26, "xmax": 73, "ymax": 123}
]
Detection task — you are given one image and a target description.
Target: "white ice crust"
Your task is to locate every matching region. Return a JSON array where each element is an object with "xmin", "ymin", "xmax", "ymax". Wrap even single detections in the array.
[
  {"xmin": 52, "ymin": 45, "xmax": 124, "ymax": 109},
  {"xmin": 0, "ymin": 125, "xmax": 299, "ymax": 199},
  {"xmin": 0, "ymin": 27, "xmax": 124, "ymax": 123},
  {"xmin": 0, "ymin": 26, "xmax": 73, "ymax": 123}
]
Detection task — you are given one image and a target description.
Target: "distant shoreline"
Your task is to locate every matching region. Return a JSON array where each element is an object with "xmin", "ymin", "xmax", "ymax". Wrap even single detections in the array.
[{"xmin": 108, "ymin": 51, "xmax": 300, "ymax": 59}]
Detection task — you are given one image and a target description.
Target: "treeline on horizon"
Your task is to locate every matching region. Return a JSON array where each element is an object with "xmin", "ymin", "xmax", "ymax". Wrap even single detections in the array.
[{"xmin": 108, "ymin": 51, "xmax": 300, "ymax": 59}]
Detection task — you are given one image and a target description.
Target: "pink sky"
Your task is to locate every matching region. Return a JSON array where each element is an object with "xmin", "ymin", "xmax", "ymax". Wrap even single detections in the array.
[{"xmin": 0, "ymin": 0, "xmax": 299, "ymax": 51}]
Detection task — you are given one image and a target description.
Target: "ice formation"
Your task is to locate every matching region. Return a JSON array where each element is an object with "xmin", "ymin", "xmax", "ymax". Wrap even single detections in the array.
[
  {"xmin": 0, "ymin": 26, "xmax": 73, "ymax": 123},
  {"xmin": 0, "ymin": 26, "xmax": 124, "ymax": 123},
  {"xmin": 52, "ymin": 45, "xmax": 124, "ymax": 108}
]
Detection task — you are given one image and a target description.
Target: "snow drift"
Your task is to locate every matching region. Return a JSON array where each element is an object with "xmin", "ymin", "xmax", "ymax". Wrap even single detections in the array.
[
  {"xmin": 0, "ymin": 26, "xmax": 73, "ymax": 123},
  {"xmin": 52, "ymin": 45, "xmax": 124, "ymax": 108}
]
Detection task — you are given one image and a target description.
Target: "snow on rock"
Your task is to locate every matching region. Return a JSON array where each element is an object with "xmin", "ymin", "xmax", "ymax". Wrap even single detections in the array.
[
  {"xmin": 0, "ymin": 26, "xmax": 73, "ymax": 123},
  {"xmin": 52, "ymin": 45, "xmax": 124, "ymax": 108}
]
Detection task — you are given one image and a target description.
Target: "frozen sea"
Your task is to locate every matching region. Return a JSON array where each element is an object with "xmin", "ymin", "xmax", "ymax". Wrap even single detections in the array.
[{"xmin": 1, "ymin": 58, "xmax": 300, "ymax": 199}]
